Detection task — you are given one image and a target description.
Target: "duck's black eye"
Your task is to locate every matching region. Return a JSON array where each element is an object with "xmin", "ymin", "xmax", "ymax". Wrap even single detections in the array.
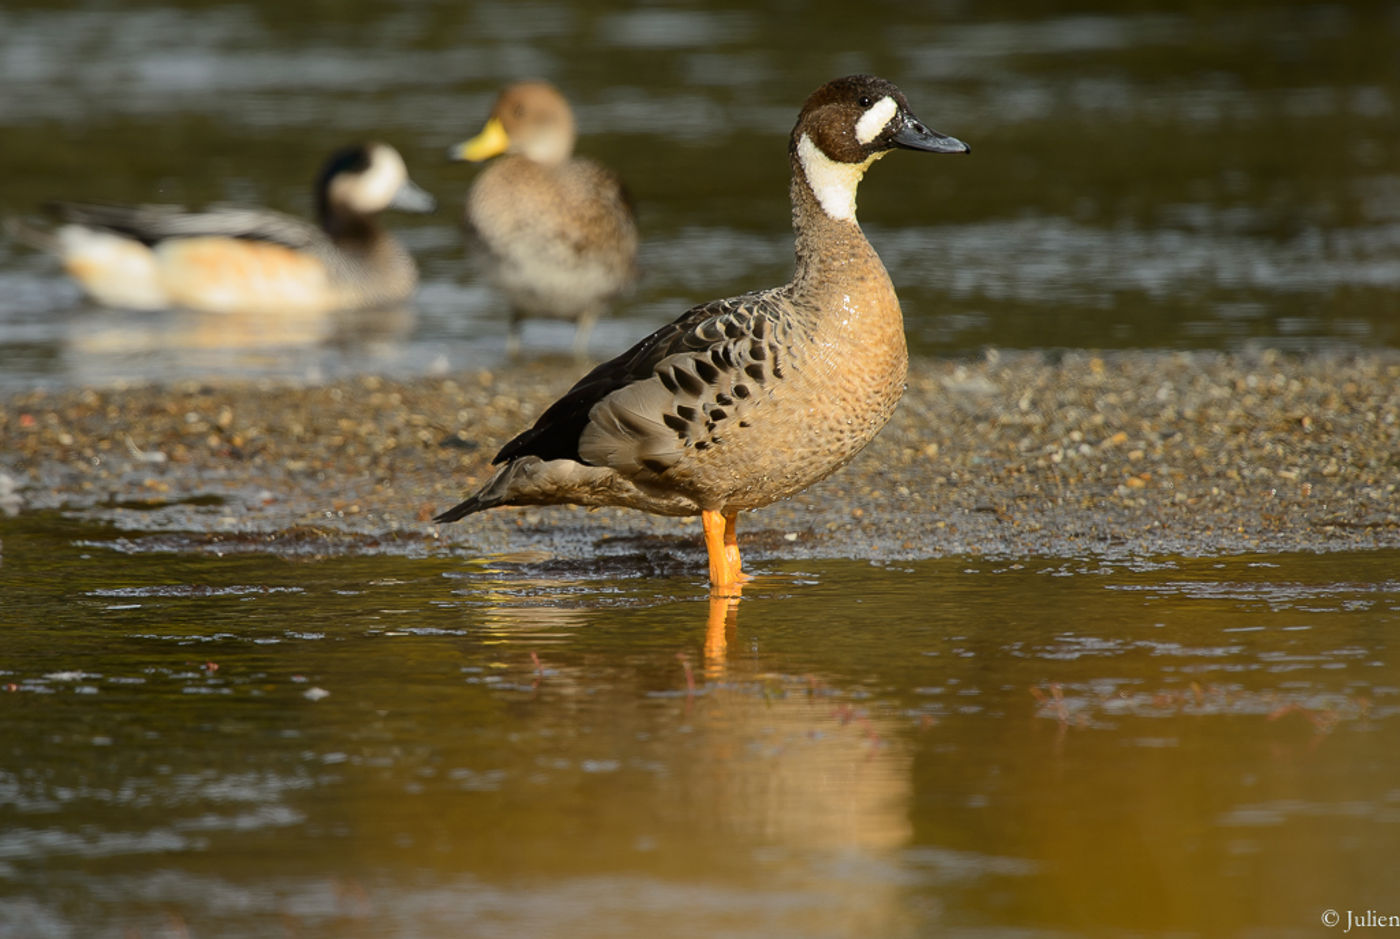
[{"xmin": 858, "ymin": 96, "xmax": 872, "ymax": 108}]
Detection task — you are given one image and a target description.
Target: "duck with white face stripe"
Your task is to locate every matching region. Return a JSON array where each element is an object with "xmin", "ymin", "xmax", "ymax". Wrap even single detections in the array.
[
  {"xmin": 435, "ymin": 75, "xmax": 968, "ymax": 592},
  {"xmin": 13, "ymin": 142, "xmax": 435, "ymax": 317},
  {"xmin": 795, "ymin": 84, "xmax": 969, "ymax": 223}
]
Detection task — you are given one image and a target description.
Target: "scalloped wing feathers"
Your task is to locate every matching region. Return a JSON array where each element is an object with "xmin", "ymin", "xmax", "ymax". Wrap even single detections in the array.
[
  {"xmin": 579, "ymin": 291, "xmax": 791, "ymax": 475},
  {"xmin": 494, "ymin": 288, "xmax": 793, "ymax": 478}
]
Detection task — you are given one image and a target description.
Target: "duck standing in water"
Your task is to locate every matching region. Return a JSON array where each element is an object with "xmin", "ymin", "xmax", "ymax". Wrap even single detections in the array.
[
  {"xmin": 450, "ymin": 80, "xmax": 639, "ymax": 359},
  {"xmin": 16, "ymin": 142, "xmax": 434, "ymax": 316},
  {"xmin": 436, "ymin": 75, "xmax": 969, "ymax": 591}
]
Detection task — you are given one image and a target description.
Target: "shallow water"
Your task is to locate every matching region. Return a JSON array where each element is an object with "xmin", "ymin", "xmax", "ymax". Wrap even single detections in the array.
[
  {"xmin": 1, "ymin": 0, "xmax": 1398, "ymax": 391},
  {"xmin": 3, "ymin": 512, "xmax": 1398, "ymax": 937}
]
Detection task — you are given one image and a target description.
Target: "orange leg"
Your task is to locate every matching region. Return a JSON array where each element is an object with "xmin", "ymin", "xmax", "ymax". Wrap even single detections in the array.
[
  {"xmin": 723, "ymin": 511, "xmax": 751, "ymax": 585},
  {"xmin": 701, "ymin": 509, "xmax": 750, "ymax": 594},
  {"xmin": 701, "ymin": 509, "xmax": 733, "ymax": 590}
]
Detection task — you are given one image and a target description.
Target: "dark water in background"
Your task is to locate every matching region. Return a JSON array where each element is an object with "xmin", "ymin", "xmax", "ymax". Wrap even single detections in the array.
[
  {"xmin": 2, "ymin": 3, "xmax": 1400, "ymax": 935},
  {"xmin": 0, "ymin": 0, "xmax": 1397, "ymax": 390}
]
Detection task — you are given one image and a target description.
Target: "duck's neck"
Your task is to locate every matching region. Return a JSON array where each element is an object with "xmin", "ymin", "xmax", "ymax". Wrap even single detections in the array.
[
  {"xmin": 787, "ymin": 141, "xmax": 899, "ymax": 322},
  {"xmin": 318, "ymin": 206, "xmax": 379, "ymax": 249}
]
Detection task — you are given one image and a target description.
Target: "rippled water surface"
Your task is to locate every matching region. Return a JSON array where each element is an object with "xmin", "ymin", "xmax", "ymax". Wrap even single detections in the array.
[
  {"xmin": 1, "ymin": 0, "xmax": 1397, "ymax": 390},
  {"xmin": 3, "ymin": 513, "xmax": 1398, "ymax": 937}
]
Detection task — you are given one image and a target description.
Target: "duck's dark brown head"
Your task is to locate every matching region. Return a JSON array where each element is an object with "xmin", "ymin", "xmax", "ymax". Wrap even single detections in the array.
[{"xmin": 789, "ymin": 75, "xmax": 969, "ymax": 221}]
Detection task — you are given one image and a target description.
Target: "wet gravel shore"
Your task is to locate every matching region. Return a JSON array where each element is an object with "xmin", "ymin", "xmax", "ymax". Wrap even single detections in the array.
[{"xmin": 3, "ymin": 348, "xmax": 1398, "ymax": 564}]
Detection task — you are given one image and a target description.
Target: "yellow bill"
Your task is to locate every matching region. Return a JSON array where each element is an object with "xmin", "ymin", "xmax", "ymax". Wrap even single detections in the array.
[{"xmin": 449, "ymin": 117, "xmax": 510, "ymax": 162}]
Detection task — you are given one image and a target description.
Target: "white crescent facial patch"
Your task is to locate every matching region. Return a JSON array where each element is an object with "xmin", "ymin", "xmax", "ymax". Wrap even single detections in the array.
[
  {"xmin": 854, "ymin": 95, "xmax": 898, "ymax": 145},
  {"xmin": 797, "ymin": 132, "xmax": 885, "ymax": 221}
]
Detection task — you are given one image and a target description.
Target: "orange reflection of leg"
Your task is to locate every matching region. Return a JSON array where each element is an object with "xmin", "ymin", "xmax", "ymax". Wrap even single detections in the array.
[{"xmin": 704, "ymin": 592, "xmax": 740, "ymax": 667}]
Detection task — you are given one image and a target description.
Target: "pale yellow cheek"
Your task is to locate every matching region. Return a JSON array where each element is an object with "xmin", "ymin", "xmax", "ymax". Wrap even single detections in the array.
[{"xmin": 330, "ymin": 145, "xmax": 408, "ymax": 214}]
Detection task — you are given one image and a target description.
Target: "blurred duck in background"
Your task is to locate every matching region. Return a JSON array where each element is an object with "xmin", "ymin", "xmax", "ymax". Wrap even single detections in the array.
[
  {"xmin": 450, "ymin": 80, "xmax": 638, "ymax": 360},
  {"xmin": 12, "ymin": 142, "xmax": 434, "ymax": 316}
]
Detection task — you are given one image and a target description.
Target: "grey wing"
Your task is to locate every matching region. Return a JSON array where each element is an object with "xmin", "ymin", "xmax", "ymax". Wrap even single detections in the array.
[
  {"xmin": 50, "ymin": 202, "xmax": 325, "ymax": 251},
  {"xmin": 578, "ymin": 287, "xmax": 794, "ymax": 476}
]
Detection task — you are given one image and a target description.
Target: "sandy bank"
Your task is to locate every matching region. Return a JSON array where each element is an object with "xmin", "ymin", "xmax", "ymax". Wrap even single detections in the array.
[{"xmin": 3, "ymin": 348, "xmax": 1398, "ymax": 564}]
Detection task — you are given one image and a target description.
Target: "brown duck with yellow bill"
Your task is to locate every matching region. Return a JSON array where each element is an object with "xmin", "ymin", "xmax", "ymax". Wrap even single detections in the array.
[{"xmin": 450, "ymin": 81, "xmax": 638, "ymax": 359}]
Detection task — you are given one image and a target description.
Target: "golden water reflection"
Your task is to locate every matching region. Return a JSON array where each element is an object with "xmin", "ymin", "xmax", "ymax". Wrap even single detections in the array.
[{"xmin": 1, "ymin": 520, "xmax": 1396, "ymax": 936}]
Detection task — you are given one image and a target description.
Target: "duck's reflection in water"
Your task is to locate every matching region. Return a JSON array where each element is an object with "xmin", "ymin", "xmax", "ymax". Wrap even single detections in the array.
[
  {"xmin": 463, "ymin": 564, "xmax": 740, "ymax": 666},
  {"xmin": 451, "ymin": 567, "xmax": 914, "ymax": 931},
  {"xmin": 687, "ymin": 587, "xmax": 913, "ymax": 865},
  {"xmin": 704, "ymin": 591, "xmax": 738, "ymax": 671},
  {"xmin": 66, "ymin": 303, "xmax": 415, "ymax": 379},
  {"xmin": 459, "ymin": 555, "xmax": 596, "ymax": 642}
]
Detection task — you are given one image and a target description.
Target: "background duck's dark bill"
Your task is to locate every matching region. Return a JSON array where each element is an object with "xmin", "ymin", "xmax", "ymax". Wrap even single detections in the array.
[
  {"xmin": 892, "ymin": 117, "xmax": 970, "ymax": 154},
  {"xmin": 392, "ymin": 180, "xmax": 437, "ymax": 213}
]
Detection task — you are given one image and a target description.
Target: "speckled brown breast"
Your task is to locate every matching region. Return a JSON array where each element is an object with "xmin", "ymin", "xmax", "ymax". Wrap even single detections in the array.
[
  {"xmin": 466, "ymin": 155, "xmax": 637, "ymax": 321},
  {"xmin": 577, "ymin": 220, "xmax": 908, "ymax": 514}
]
